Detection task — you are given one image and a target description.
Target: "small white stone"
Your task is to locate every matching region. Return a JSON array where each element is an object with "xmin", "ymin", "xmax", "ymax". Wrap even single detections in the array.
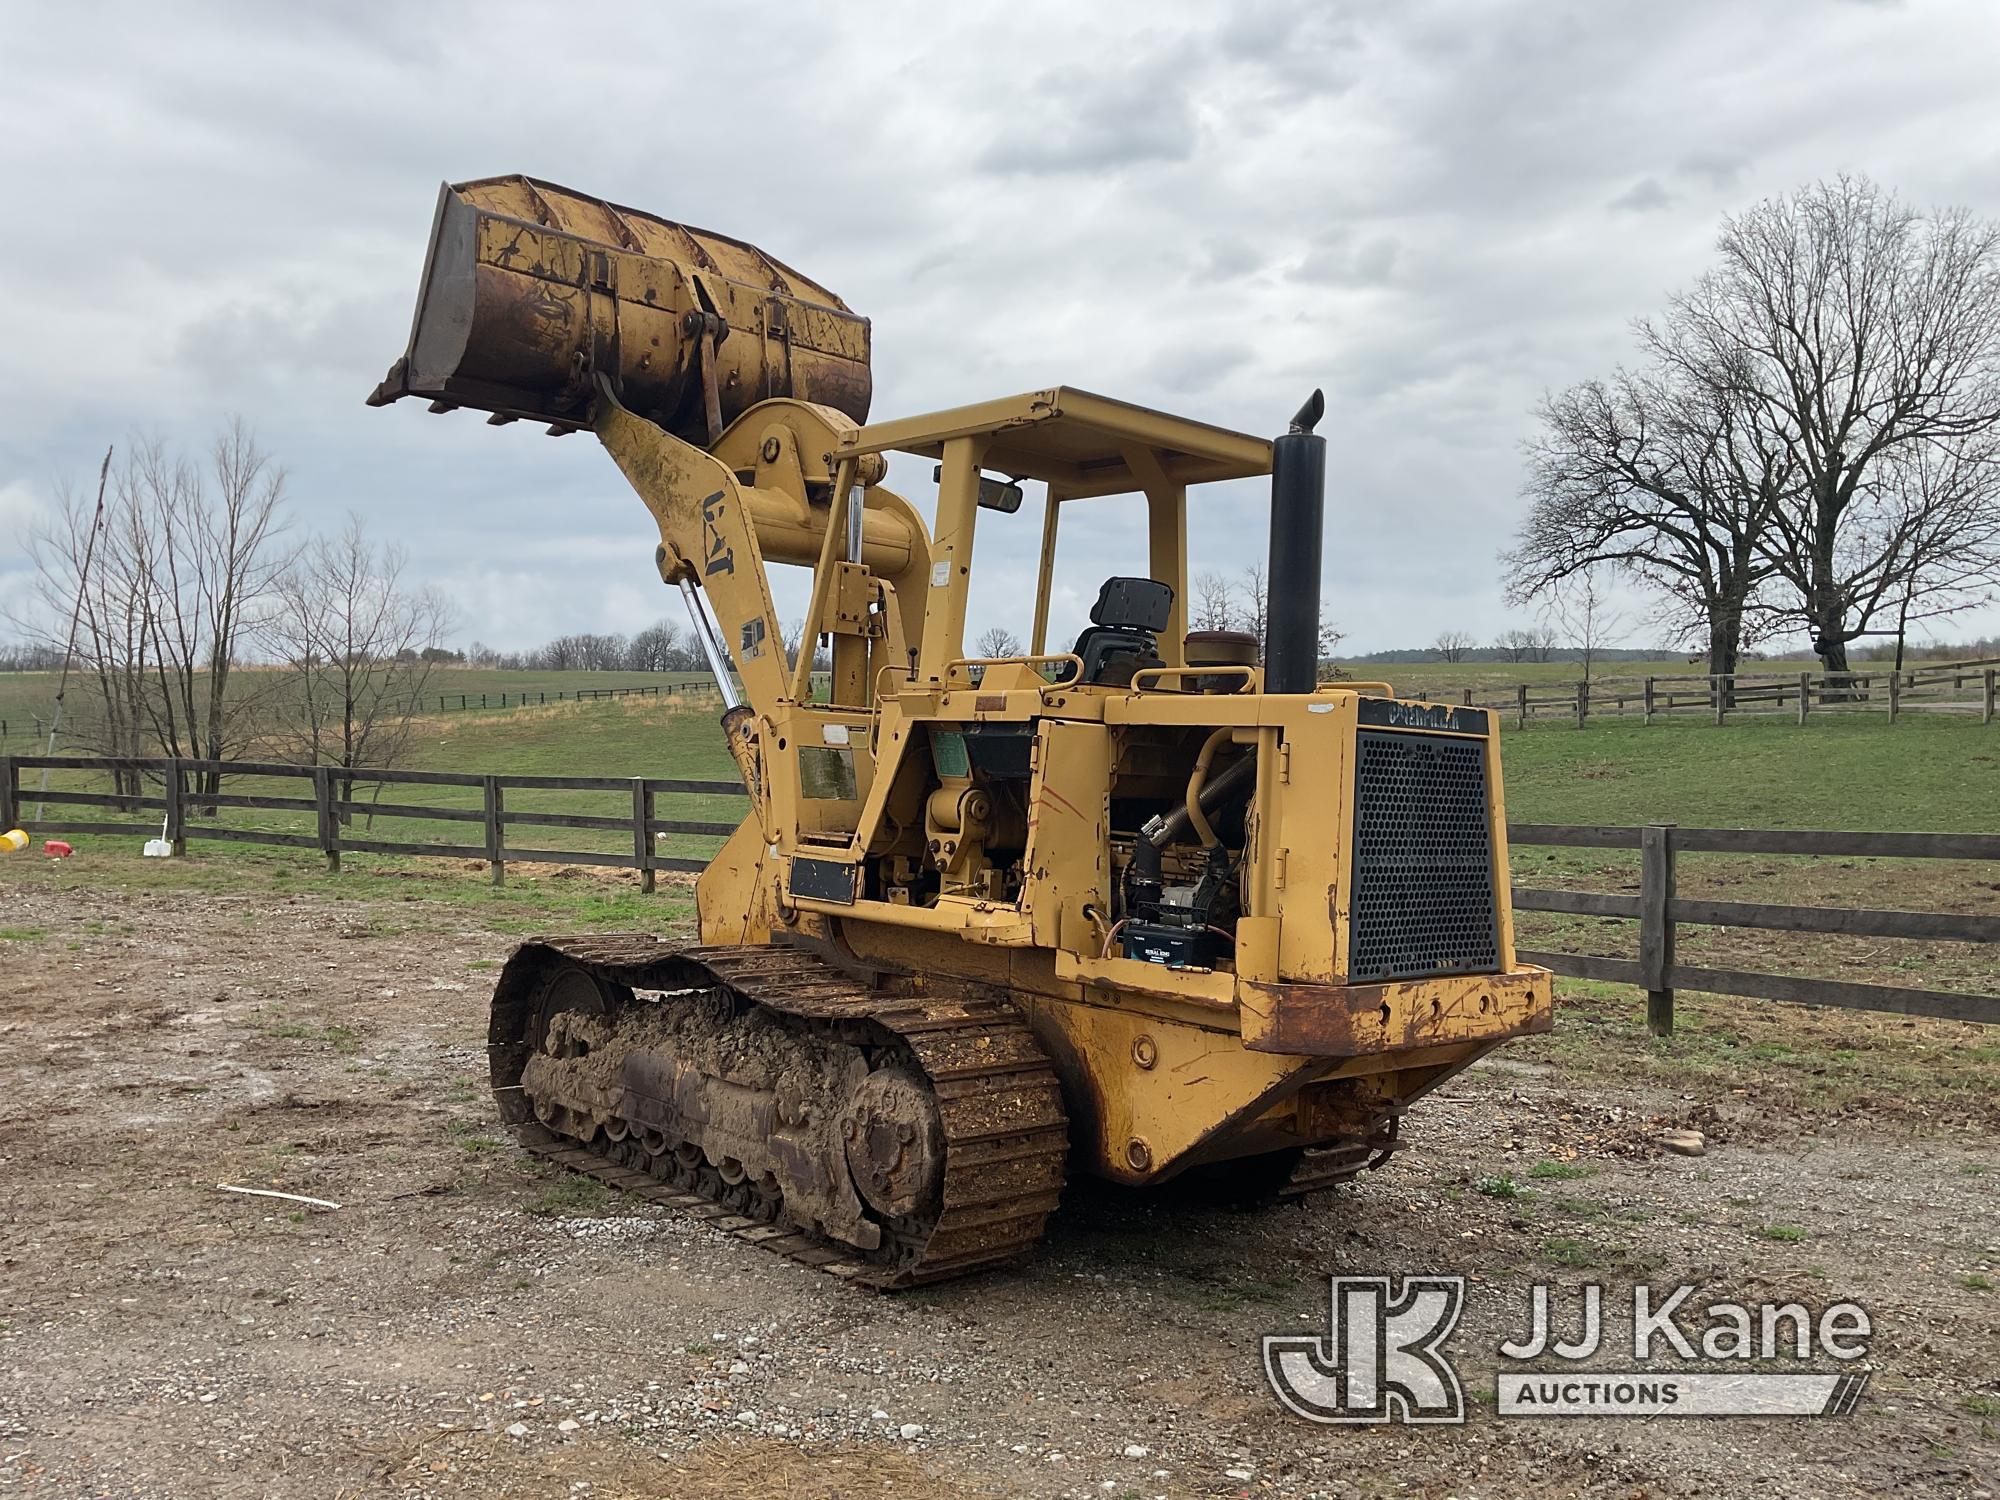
[
  {"xmin": 1225, "ymin": 1467, "xmax": 1255, "ymax": 1481},
  {"xmin": 557, "ymin": 1419, "xmax": 580, "ymax": 1433},
  {"xmin": 197, "ymin": 1392, "xmax": 218, "ymax": 1405},
  {"xmin": 871, "ymin": 1408, "xmax": 890, "ymax": 1421},
  {"xmin": 504, "ymin": 1422, "xmax": 529, "ymax": 1438},
  {"xmin": 728, "ymin": 1360, "xmax": 750, "ymax": 1376},
  {"xmin": 733, "ymin": 1410, "xmax": 759, "ymax": 1426},
  {"xmin": 1124, "ymin": 1445, "xmax": 1151, "ymax": 1460},
  {"xmin": 898, "ymin": 1423, "xmax": 925, "ymax": 1440}
]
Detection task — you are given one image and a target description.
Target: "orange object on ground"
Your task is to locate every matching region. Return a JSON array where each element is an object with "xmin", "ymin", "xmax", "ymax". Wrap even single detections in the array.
[{"xmin": 42, "ymin": 840, "xmax": 73, "ymax": 858}]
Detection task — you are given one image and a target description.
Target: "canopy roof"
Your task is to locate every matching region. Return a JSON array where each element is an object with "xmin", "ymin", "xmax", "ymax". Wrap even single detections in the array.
[{"xmin": 840, "ymin": 386, "xmax": 1272, "ymax": 499}]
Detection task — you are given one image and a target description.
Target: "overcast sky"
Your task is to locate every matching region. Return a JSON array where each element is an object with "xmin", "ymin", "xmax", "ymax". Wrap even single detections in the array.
[{"xmin": 4, "ymin": 0, "xmax": 1999, "ymax": 657}]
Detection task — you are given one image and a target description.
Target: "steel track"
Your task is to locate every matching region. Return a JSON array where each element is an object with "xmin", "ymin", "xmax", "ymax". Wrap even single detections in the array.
[{"xmin": 489, "ymin": 935, "xmax": 1069, "ymax": 1288}]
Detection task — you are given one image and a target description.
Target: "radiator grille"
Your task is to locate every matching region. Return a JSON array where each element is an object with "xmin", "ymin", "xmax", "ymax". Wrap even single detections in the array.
[{"xmin": 1348, "ymin": 730, "xmax": 1498, "ymax": 982}]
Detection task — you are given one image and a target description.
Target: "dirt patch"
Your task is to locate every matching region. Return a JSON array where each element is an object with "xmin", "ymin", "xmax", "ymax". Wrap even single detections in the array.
[{"xmin": 0, "ymin": 881, "xmax": 1994, "ymax": 1497}]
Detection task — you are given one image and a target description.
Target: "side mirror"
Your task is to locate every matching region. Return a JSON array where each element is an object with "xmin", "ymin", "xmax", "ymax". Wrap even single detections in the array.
[{"xmin": 933, "ymin": 465, "xmax": 1025, "ymax": 514}]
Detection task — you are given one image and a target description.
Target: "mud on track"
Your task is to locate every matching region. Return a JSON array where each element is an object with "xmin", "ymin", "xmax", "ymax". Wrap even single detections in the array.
[{"xmin": 0, "ymin": 880, "xmax": 1994, "ymax": 1498}]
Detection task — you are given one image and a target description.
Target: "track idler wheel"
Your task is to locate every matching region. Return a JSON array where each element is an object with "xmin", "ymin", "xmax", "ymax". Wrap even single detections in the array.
[{"xmin": 841, "ymin": 1067, "xmax": 945, "ymax": 1222}]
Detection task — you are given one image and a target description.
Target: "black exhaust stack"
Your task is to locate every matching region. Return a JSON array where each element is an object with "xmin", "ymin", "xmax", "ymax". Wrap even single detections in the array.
[{"xmin": 1263, "ymin": 389, "xmax": 1327, "ymax": 694}]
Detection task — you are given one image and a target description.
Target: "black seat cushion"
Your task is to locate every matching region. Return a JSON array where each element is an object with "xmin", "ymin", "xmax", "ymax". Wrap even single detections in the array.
[{"xmin": 1065, "ymin": 577, "xmax": 1174, "ymax": 685}]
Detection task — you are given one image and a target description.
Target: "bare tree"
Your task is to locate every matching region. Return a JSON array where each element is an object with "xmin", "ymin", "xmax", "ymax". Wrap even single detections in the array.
[
  {"xmin": 0, "ymin": 641, "xmax": 65, "ymax": 671},
  {"xmin": 1648, "ymin": 176, "xmax": 2000, "ymax": 678},
  {"xmin": 533, "ymin": 632, "xmax": 627, "ymax": 671},
  {"xmin": 1495, "ymin": 628, "xmax": 1535, "ymax": 663},
  {"xmin": 269, "ymin": 515, "xmax": 452, "ymax": 785},
  {"xmin": 1542, "ymin": 569, "xmax": 1626, "ymax": 683},
  {"xmin": 139, "ymin": 423, "xmax": 290, "ymax": 802},
  {"xmin": 975, "ymin": 626, "xmax": 1024, "ymax": 658},
  {"xmin": 1526, "ymin": 625, "xmax": 1559, "ymax": 663},
  {"xmin": 1432, "ymin": 630, "xmax": 1474, "ymax": 663},
  {"xmin": 1191, "ymin": 572, "xmax": 1238, "ymax": 632},
  {"xmin": 13, "ymin": 425, "xmax": 287, "ymax": 799},
  {"xmin": 1238, "ymin": 563, "xmax": 1269, "ymax": 651},
  {"xmin": 1316, "ymin": 606, "xmax": 1345, "ymax": 668},
  {"xmin": 780, "ymin": 619, "xmax": 808, "ymax": 673},
  {"xmin": 626, "ymin": 621, "xmax": 684, "ymax": 672},
  {"xmin": 1511, "ymin": 368, "xmax": 1785, "ymax": 679},
  {"xmin": 16, "ymin": 466, "xmax": 151, "ymax": 796}
]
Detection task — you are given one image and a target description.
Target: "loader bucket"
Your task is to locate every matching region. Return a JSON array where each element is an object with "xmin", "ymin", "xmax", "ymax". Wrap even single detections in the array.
[{"xmin": 368, "ymin": 175, "xmax": 872, "ymax": 445}]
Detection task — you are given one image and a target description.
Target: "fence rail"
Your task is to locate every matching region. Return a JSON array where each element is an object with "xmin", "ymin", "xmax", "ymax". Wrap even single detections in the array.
[
  {"xmin": 1408, "ymin": 656, "xmax": 2000, "ymax": 729},
  {"xmin": 4, "ymin": 755, "xmax": 1995, "ymax": 1033},
  {"xmin": 1510, "ymin": 823, "xmax": 2000, "ymax": 1032},
  {"xmin": 0, "ymin": 754, "xmax": 744, "ymax": 892}
]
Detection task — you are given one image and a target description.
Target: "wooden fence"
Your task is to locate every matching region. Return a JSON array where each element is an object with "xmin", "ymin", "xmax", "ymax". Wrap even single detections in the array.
[
  {"xmin": 1511, "ymin": 823, "xmax": 2000, "ymax": 1032},
  {"xmin": 4, "ymin": 755, "xmax": 1996, "ymax": 1034},
  {"xmin": 1419, "ymin": 657, "xmax": 2000, "ymax": 729},
  {"xmin": 0, "ymin": 755, "xmax": 741, "ymax": 893}
]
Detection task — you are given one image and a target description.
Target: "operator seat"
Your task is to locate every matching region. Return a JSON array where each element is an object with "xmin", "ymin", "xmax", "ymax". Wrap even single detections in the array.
[{"xmin": 1063, "ymin": 576, "xmax": 1174, "ymax": 686}]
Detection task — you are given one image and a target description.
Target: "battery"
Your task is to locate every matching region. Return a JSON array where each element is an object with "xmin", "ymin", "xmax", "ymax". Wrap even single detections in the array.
[{"xmin": 1121, "ymin": 920, "xmax": 1220, "ymax": 969}]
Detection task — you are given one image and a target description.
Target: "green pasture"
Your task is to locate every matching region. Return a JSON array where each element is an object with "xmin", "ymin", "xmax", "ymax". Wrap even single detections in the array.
[
  {"xmin": 6, "ymin": 697, "xmax": 1999, "ymax": 1050},
  {"xmin": 0, "ymin": 666, "xmax": 724, "ymax": 751}
]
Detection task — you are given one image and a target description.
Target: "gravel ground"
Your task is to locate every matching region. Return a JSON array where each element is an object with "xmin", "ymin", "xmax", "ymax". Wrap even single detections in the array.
[{"xmin": 0, "ymin": 880, "xmax": 1994, "ymax": 1498}]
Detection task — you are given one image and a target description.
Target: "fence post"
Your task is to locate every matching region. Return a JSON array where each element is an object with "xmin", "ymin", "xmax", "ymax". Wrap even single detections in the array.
[
  {"xmin": 1798, "ymin": 671, "xmax": 1810, "ymax": 726},
  {"xmin": 314, "ymin": 766, "xmax": 339, "ymax": 874},
  {"xmin": 633, "ymin": 779, "xmax": 655, "ymax": 894},
  {"xmin": 1985, "ymin": 669, "xmax": 1995, "ymax": 726},
  {"xmin": 1642, "ymin": 676, "xmax": 1654, "ymax": 726},
  {"xmin": 0, "ymin": 756, "xmax": 16, "ymax": 832},
  {"xmin": 163, "ymin": 758, "xmax": 186, "ymax": 856},
  {"xmin": 483, "ymin": 775, "xmax": 505, "ymax": 887},
  {"xmin": 1888, "ymin": 670, "xmax": 1901, "ymax": 723},
  {"xmin": 1574, "ymin": 681, "xmax": 1587, "ymax": 729},
  {"xmin": 1640, "ymin": 824, "xmax": 1676, "ymax": 1037},
  {"xmin": 1517, "ymin": 683, "xmax": 1528, "ymax": 729}
]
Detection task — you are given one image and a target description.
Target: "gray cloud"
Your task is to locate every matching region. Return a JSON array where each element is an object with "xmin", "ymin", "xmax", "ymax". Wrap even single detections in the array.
[
  {"xmin": 1609, "ymin": 177, "xmax": 1674, "ymax": 213},
  {"xmin": 4, "ymin": 0, "xmax": 1998, "ymax": 657},
  {"xmin": 1292, "ymin": 233, "xmax": 1401, "ymax": 287},
  {"xmin": 974, "ymin": 40, "xmax": 1203, "ymax": 175},
  {"xmin": 1677, "ymin": 149, "xmax": 1747, "ymax": 188}
]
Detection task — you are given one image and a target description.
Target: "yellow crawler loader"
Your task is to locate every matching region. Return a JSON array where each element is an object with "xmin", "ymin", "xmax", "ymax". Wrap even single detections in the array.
[{"xmin": 371, "ymin": 176, "xmax": 1553, "ymax": 1286}]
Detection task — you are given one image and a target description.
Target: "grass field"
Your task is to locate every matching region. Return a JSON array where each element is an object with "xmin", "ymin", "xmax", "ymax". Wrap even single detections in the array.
[
  {"xmin": 1337, "ymin": 655, "xmax": 1729, "ymax": 694},
  {"xmin": 7, "ymin": 693, "xmax": 1997, "ymax": 854},
  {"xmin": 413, "ymin": 698, "xmax": 2000, "ymax": 831},
  {"xmin": 4, "ymin": 695, "xmax": 1996, "ymax": 1119},
  {"xmin": 0, "ymin": 666, "xmax": 723, "ymax": 750},
  {"xmin": 5, "ymin": 662, "xmax": 1703, "ymax": 729},
  {"xmin": 8, "ymin": 654, "xmax": 1982, "ymax": 754}
]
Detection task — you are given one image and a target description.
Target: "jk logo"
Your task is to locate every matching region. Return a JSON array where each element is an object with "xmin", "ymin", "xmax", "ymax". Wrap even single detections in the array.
[{"xmin": 1263, "ymin": 1276, "xmax": 1466, "ymax": 1425}]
